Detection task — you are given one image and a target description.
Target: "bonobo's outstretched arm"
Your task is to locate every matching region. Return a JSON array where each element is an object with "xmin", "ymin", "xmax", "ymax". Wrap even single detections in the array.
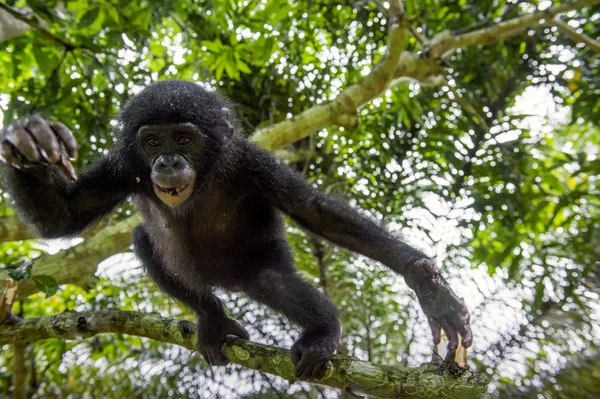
[
  {"xmin": 244, "ymin": 143, "xmax": 472, "ymax": 363},
  {"xmin": 0, "ymin": 117, "xmax": 132, "ymax": 238}
]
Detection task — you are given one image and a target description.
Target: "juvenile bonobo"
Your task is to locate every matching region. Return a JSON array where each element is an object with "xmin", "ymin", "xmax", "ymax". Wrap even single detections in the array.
[{"xmin": 1, "ymin": 80, "xmax": 472, "ymax": 380}]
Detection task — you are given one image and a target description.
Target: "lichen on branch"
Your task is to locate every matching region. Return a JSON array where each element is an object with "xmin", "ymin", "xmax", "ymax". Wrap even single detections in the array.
[{"xmin": 0, "ymin": 310, "xmax": 489, "ymax": 398}]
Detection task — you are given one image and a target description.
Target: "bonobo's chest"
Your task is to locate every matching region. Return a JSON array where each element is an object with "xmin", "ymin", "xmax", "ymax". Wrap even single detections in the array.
[
  {"xmin": 130, "ymin": 187, "xmax": 282, "ymax": 286},
  {"xmin": 133, "ymin": 187, "xmax": 244, "ymax": 245}
]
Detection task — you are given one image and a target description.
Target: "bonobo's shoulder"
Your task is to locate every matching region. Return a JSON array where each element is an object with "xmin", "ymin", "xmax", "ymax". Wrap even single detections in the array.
[{"xmin": 233, "ymin": 137, "xmax": 282, "ymax": 172}]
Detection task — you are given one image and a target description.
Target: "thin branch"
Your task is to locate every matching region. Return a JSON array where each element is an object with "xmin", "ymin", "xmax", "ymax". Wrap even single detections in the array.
[
  {"xmin": 447, "ymin": 86, "xmax": 490, "ymax": 133},
  {"xmin": 427, "ymin": 0, "xmax": 600, "ymax": 58},
  {"xmin": 0, "ymin": 2, "xmax": 76, "ymax": 50},
  {"xmin": 408, "ymin": 25, "xmax": 427, "ymax": 45},
  {"xmin": 550, "ymin": 16, "xmax": 600, "ymax": 52},
  {"xmin": 0, "ymin": 279, "xmax": 18, "ymax": 323},
  {"xmin": 0, "ymin": 310, "xmax": 489, "ymax": 398}
]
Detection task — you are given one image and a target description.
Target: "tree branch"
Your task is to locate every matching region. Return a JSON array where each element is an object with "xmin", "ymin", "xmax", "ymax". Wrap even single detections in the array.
[
  {"xmin": 0, "ymin": 310, "xmax": 489, "ymax": 398},
  {"xmin": 550, "ymin": 15, "xmax": 600, "ymax": 52},
  {"xmin": 250, "ymin": 0, "xmax": 598, "ymax": 151},
  {"xmin": 0, "ymin": 6, "xmax": 39, "ymax": 44},
  {"xmin": 0, "ymin": 2, "xmax": 75, "ymax": 50},
  {"xmin": 250, "ymin": 9, "xmax": 409, "ymax": 150},
  {"xmin": 426, "ymin": 0, "xmax": 600, "ymax": 58},
  {"xmin": 0, "ymin": 216, "xmax": 141, "ymax": 297},
  {"xmin": 12, "ymin": 342, "xmax": 26, "ymax": 399}
]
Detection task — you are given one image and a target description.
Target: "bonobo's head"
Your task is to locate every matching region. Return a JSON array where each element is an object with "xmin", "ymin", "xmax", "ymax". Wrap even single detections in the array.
[
  {"xmin": 116, "ymin": 80, "xmax": 236, "ymax": 208},
  {"xmin": 137, "ymin": 123, "xmax": 199, "ymax": 207}
]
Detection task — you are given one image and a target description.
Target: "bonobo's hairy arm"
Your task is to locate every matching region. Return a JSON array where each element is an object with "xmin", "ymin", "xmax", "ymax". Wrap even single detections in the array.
[
  {"xmin": 243, "ymin": 142, "xmax": 472, "ymax": 363},
  {"xmin": 1, "ymin": 117, "xmax": 132, "ymax": 238}
]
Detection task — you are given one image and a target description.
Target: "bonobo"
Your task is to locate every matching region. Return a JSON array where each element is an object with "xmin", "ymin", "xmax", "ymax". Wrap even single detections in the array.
[{"xmin": 1, "ymin": 80, "xmax": 472, "ymax": 380}]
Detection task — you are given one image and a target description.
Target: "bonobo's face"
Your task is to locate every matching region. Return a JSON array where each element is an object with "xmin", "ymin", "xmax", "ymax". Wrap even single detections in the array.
[{"xmin": 138, "ymin": 123, "xmax": 200, "ymax": 207}]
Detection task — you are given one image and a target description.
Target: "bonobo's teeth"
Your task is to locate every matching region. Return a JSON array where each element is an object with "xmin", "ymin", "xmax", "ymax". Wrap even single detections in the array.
[{"xmin": 157, "ymin": 184, "xmax": 189, "ymax": 196}]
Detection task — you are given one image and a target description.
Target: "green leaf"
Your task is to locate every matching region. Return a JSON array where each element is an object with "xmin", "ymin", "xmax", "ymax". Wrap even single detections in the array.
[
  {"xmin": 32, "ymin": 47, "xmax": 60, "ymax": 77},
  {"xmin": 201, "ymin": 39, "xmax": 223, "ymax": 53},
  {"xmin": 78, "ymin": 7, "xmax": 100, "ymax": 28},
  {"xmin": 7, "ymin": 260, "xmax": 33, "ymax": 281},
  {"xmin": 236, "ymin": 58, "xmax": 252, "ymax": 74},
  {"xmin": 33, "ymin": 274, "xmax": 59, "ymax": 297}
]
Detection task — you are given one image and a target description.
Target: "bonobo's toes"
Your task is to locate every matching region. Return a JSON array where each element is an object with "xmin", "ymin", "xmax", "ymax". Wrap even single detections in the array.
[
  {"xmin": 199, "ymin": 341, "xmax": 229, "ymax": 366},
  {"xmin": 291, "ymin": 335, "xmax": 336, "ymax": 380},
  {"xmin": 197, "ymin": 318, "xmax": 249, "ymax": 367}
]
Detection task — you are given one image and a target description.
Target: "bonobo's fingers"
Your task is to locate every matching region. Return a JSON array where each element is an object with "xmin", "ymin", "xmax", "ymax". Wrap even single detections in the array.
[
  {"xmin": 456, "ymin": 312, "xmax": 473, "ymax": 349},
  {"xmin": 0, "ymin": 141, "xmax": 21, "ymax": 166},
  {"xmin": 4, "ymin": 122, "xmax": 41, "ymax": 162},
  {"xmin": 428, "ymin": 317, "xmax": 443, "ymax": 365},
  {"xmin": 58, "ymin": 155, "xmax": 78, "ymax": 182},
  {"xmin": 438, "ymin": 316, "xmax": 459, "ymax": 363},
  {"xmin": 201, "ymin": 347, "xmax": 230, "ymax": 366},
  {"xmin": 49, "ymin": 121, "xmax": 78, "ymax": 159},
  {"xmin": 198, "ymin": 318, "xmax": 249, "ymax": 367},
  {"xmin": 25, "ymin": 116, "xmax": 61, "ymax": 163}
]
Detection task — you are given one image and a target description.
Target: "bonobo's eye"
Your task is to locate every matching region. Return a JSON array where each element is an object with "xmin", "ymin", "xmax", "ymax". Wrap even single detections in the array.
[
  {"xmin": 146, "ymin": 137, "xmax": 161, "ymax": 147},
  {"xmin": 177, "ymin": 136, "xmax": 192, "ymax": 145}
]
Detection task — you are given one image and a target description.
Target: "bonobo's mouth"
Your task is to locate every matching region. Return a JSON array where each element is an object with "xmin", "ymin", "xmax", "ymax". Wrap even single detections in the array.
[
  {"xmin": 152, "ymin": 180, "xmax": 195, "ymax": 207},
  {"xmin": 154, "ymin": 183, "xmax": 190, "ymax": 196}
]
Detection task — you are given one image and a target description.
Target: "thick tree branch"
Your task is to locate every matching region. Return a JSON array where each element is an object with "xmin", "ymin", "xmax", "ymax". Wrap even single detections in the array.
[
  {"xmin": 426, "ymin": 0, "xmax": 600, "ymax": 58},
  {"xmin": 250, "ymin": 0, "xmax": 597, "ymax": 151},
  {"xmin": 0, "ymin": 310, "xmax": 489, "ymax": 398},
  {"xmin": 250, "ymin": 11, "xmax": 409, "ymax": 150},
  {"xmin": 0, "ymin": 216, "xmax": 141, "ymax": 297}
]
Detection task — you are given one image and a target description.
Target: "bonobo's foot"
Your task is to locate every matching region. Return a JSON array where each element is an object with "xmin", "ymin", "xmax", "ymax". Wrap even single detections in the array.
[
  {"xmin": 197, "ymin": 316, "xmax": 249, "ymax": 366},
  {"xmin": 291, "ymin": 327, "xmax": 340, "ymax": 380},
  {"xmin": 404, "ymin": 259, "xmax": 473, "ymax": 366}
]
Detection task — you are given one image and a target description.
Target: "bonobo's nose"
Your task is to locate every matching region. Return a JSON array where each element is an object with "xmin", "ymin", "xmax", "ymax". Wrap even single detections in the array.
[{"xmin": 154, "ymin": 154, "xmax": 186, "ymax": 172}]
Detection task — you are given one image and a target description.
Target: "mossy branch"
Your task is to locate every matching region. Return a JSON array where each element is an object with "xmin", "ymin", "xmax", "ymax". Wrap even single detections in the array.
[{"xmin": 0, "ymin": 310, "xmax": 489, "ymax": 398}]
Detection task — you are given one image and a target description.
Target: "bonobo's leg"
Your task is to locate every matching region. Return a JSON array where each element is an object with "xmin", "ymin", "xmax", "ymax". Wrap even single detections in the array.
[
  {"xmin": 244, "ymin": 268, "xmax": 341, "ymax": 380},
  {"xmin": 132, "ymin": 226, "xmax": 249, "ymax": 365}
]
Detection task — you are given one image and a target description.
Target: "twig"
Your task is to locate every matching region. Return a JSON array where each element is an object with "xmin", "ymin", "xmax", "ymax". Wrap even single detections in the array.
[
  {"xmin": 0, "ymin": 279, "xmax": 18, "ymax": 324},
  {"xmin": 447, "ymin": 86, "xmax": 490, "ymax": 133}
]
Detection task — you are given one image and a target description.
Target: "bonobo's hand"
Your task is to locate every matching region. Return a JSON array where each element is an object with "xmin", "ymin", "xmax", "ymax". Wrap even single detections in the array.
[
  {"xmin": 0, "ymin": 116, "xmax": 78, "ymax": 181},
  {"xmin": 404, "ymin": 259, "xmax": 473, "ymax": 365},
  {"xmin": 197, "ymin": 316, "xmax": 249, "ymax": 366}
]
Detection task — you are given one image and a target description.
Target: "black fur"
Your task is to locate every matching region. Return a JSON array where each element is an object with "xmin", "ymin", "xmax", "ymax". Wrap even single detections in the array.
[{"xmin": 2, "ymin": 80, "xmax": 470, "ymax": 380}]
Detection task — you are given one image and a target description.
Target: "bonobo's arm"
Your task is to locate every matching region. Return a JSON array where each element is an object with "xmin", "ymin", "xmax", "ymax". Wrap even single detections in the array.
[
  {"xmin": 243, "ymin": 142, "xmax": 472, "ymax": 363},
  {"xmin": 1, "ymin": 117, "xmax": 132, "ymax": 238}
]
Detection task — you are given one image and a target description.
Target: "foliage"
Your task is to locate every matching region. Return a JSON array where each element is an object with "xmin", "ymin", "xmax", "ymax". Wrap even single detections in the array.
[{"xmin": 0, "ymin": 0, "xmax": 599, "ymax": 397}]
